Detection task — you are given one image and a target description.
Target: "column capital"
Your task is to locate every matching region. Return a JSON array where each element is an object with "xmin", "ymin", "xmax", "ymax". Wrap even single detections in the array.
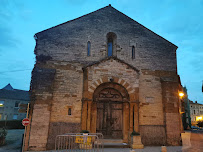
[
  {"xmin": 81, "ymin": 98, "xmax": 92, "ymax": 102},
  {"xmin": 130, "ymin": 100, "xmax": 140, "ymax": 104}
]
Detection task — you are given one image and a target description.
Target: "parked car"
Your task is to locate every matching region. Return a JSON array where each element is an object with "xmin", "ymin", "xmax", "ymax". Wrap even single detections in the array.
[{"xmin": 191, "ymin": 126, "xmax": 201, "ymax": 130}]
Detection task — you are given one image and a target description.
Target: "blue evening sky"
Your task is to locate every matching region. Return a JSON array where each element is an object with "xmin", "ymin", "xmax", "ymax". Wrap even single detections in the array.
[{"xmin": 0, "ymin": 0, "xmax": 202, "ymax": 103}]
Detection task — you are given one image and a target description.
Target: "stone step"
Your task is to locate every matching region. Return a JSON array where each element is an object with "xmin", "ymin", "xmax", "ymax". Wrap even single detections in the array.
[
  {"xmin": 103, "ymin": 143, "xmax": 130, "ymax": 148},
  {"xmin": 100, "ymin": 139, "xmax": 130, "ymax": 148},
  {"xmin": 101, "ymin": 139, "xmax": 123, "ymax": 143}
]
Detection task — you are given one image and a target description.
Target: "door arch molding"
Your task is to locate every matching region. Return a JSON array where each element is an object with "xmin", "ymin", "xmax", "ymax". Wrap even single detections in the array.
[
  {"xmin": 93, "ymin": 82, "xmax": 129, "ymax": 103},
  {"xmin": 91, "ymin": 82, "xmax": 130, "ymax": 139}
]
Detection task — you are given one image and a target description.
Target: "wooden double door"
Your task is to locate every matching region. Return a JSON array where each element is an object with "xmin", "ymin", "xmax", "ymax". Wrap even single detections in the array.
[{"xmin": 96, "ymin": 101, "xmax": 123, "ymax": 139}]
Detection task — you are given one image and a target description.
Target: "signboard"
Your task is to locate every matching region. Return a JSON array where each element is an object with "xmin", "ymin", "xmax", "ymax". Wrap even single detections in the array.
[
  {"xmin": 22, "ymin": 118, "xmax": 30, "ymax": 126},
  {"xmin": 75, "ymin": 134, "xmax": 92, "ymax": 145}
]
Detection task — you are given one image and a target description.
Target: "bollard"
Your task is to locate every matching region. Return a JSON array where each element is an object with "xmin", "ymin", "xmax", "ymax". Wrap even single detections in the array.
[{"xmin": 161, "ymin": 146, "xmax": 167, "ymax": 152}]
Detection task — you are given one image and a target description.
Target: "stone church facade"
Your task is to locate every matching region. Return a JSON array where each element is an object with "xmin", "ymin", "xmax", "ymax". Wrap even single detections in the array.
[{"xmin": 25, "ymin": 5, "xmax": 183, "ymax": 151}]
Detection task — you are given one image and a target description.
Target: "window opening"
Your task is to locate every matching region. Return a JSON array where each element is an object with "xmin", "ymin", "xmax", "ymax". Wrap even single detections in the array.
[
  {"xmin": 15, "ymin": 102, "xmax": 19, "ymax": 107},
  {"xmin": 132, "ymin": 46, "xmax": 135, "ymax": 59},
  {"xmin": 13, "ymin": 114, "xmax": 18, "ymax": 120},
  {"xmin": 106, "ymin": 32, "xmax": 116, "ymax": 57},
  {"xmin": 0, "ymin": 101, "xmax": 4, "ymax": 107},
  {"xmin": 68, "ymin": 108, "xmax": 72, "ymax": 115},
  {"xmin": 87, "ymin": 41, "xmax": 91, "ymax": 56},
  {"xmin": 108, "ymin": 42, "xmax": 113, "ymax": 56}
]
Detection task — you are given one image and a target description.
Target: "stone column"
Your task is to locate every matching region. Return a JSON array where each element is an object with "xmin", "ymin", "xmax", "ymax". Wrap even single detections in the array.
[
  {"xmin": 87, "ymin": 101, "xmax": 92, "ymax": 131},
  {"xmin": 130, "ymin": 103, "xmax": 134, "ymax": 133},
  {"xmin": 91, "ymin": 102, "xmax": 97, "ymax": 133},
  {"xmin": 81, "ymin": 101, "xmax": 88, "ymax": 130},
  {"xmin": 134, "ymin": 102, "xmax": 139, "ymax": 132},
  {"xmin": 123, "ymin": 102, "xmax": 130, "ymax": 143}
]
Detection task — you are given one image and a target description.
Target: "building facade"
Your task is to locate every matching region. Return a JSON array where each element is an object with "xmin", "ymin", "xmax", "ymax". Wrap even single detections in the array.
[
  {"xmin": 25, "ymin": 5, "xmax": 183, "ymax": 151},
  {"xmin": 0, "ymin": 84, "xmax": 30, "ymax": 120},
  {"xmin": 190, "ymin": 101, "xmax": 203, "ymax": 125}
]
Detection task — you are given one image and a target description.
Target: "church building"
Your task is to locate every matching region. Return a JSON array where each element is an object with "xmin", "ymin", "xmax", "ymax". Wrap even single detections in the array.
[{"xmin": 25, "ymin": 5, "xmax": 183, "ymax": 151}]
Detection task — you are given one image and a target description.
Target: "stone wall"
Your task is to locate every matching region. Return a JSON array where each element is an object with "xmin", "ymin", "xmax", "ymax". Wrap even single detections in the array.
[
  {"xmin": 35, "ymin": 6, "xmax": 177, "ymax": 72},
  {"xmin": 161, "ymin": 80, "xmax": 182, "ymax": 145},
  {"xmin": 140, "ymin": 125, "xmax": 166, "ymax": 145},
  {"xmin": 138, "ymin": 70, "xmax": 165, "ymax": 145},
  {"xmin": 86, "ymin": 58, "xmax": 139, "ymax": 100},
  {"xmin": 27, "ymin": 63, "xmax": 84, "ymax": 150},
  {"xmin": 28, "ymin": 104, "xmax": 51, "ymax": 151},
  {"xmin": 138, "ymin": 70, "xmax": 182, "ymax": 146},
  {"xmin": 27, "ymin": 67, "xmax": 55, "ymax": 151},
  {"xmin": 46, "ymin": 62, "xmax": 83, "ymax": 149},
  {"xmin": 139, "ymin": 71, "xmax": 164, "ymax": 126}
]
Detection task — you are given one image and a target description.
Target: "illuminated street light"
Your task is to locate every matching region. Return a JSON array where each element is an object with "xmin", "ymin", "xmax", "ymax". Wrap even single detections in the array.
[
  {"xmin": 196, "ymin": 116, "xmax": 203, "ymax": 121},
  {"xmin": 179, "ymin": 92, "xmax": 184, "ymax": 98}
]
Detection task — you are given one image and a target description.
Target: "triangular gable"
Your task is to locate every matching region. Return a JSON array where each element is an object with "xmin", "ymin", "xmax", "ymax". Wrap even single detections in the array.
[
  {"xmin": 35, "ymin": 5, "xmax": 177, "ymax": 48},
  {"xmin": 83, "ymin": 56, "xmax": 139, "ymax": 73},
  {"xmin": 2, "ymin": 83, "xmax": 14, "ymax": 90}
]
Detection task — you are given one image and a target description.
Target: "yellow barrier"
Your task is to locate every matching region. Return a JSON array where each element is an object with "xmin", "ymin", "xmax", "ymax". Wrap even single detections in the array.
[{"xmin": 75, "ymin": 135, "xmax": 92, "ymax": 145}]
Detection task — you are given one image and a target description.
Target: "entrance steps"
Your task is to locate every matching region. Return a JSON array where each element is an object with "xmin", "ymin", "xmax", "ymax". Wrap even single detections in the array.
[{"xmin": 101, "ymin": 139, "xmax": 130, "ymax": 148}]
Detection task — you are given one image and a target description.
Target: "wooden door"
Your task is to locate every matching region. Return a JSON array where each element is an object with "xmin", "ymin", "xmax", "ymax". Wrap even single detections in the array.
[{"xmin": 96, "ymin": 102, "xmax": 123, "ymax": 139}]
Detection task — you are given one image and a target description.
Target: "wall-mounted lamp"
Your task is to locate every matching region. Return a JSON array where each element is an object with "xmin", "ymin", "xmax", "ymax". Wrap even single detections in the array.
[{"xmin": 179, "ymin": 92, "xmax": 184, "ymax": 98}]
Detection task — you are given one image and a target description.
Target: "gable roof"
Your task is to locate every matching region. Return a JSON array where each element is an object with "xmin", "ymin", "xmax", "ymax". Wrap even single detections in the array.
[
  {"xmin": 3, "ymin": 83, "xmax": 14, "ymax": 90},
  {"xmin": 35, "ymin": 4, "xmax": 177, "ymax": 48},
  {"xmin": 0, "ymin": 84, "xmax": 30, "ymax": 101},
  {"xmin": 83, "ymin": 56, "xmax": 139, "ymax": 73}
]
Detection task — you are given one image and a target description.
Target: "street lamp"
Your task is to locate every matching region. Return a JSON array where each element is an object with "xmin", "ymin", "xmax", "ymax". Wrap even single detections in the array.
[
  {"xmin": 178, "ymin": 91, "xmax": 184, "ymax": 114},
  {"xmin": 196, "ymin": 116, "xmax": 203, "ymax": 121},
  {"xmin": 179, "ymin": 92, "xmax": 184, "ymax": 98}
]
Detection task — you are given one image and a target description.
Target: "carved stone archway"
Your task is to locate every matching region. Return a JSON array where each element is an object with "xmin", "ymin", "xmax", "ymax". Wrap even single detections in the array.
[
  {"xmin": 91, "ymin": 82, "xmax": 129, "ymax": 141},
  {"xmin": 82, "ymin": 82, "xmax": 139, "ymax": 143},
  {"xmin": 93, "ymin": 83, "xmax": 129, "ymax": 139}
]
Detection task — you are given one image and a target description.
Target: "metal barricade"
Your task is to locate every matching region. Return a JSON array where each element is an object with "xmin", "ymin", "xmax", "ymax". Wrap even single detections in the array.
[{"xmin": 55, "ymin": 133, "xmax": 103, "ymax": 152}]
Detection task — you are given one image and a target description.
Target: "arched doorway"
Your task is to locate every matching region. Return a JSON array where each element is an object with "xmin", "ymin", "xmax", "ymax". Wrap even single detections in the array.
[{"xmin": 93, "ymin": 83, "xmax": 129, "ymax": 139}]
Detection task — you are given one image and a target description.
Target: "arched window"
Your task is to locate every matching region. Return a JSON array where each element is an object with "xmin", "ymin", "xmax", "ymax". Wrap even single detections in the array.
[
  {"xmin": 132, "ymin": 46, "xmax": 135, "ymax": 59},
  {"xmin": 87, "ymin": 41, "xmax": 91, "ymax": 56},
  {"xmin": 108, "ymin": 38, "xmax": 113, "ymax": 56},
  {"xmin": 106, "ymin": 32, "xmax": 117, "ymax": 57}
]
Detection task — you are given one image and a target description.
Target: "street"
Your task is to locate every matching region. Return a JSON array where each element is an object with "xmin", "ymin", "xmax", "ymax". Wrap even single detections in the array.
[
  {"xmin": 0, "ymin": 129, "xmax": 24, "ymax": 152},
  {"xmin": 182, "ymin": 130, "xmax": 203, "ymax": 152}
]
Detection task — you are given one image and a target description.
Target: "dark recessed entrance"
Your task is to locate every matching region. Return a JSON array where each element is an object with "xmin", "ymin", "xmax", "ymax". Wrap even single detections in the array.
[
  {"xmin": 97, "ymin": 101, "xmax": 123, "ymax": 139},
  {"xmin": 93, "ymin": 84, "xmax": 129, "ymax": 139}
]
